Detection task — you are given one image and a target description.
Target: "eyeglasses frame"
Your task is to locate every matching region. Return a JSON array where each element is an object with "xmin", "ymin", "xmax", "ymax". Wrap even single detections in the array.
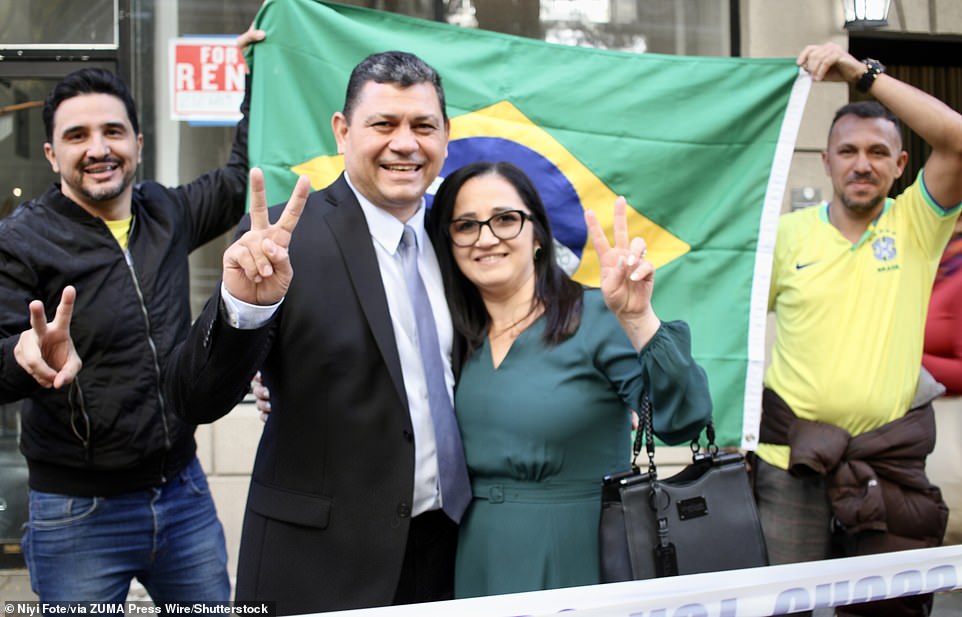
[{"xmin": 447, "ymin": 209, "xmax": 533, "ymax": 247}]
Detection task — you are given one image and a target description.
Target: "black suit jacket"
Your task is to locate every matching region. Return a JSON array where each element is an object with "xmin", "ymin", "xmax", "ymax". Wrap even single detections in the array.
[{"xmin": 166, "ymin": 175, "xmax": 458, "ymax": 615}]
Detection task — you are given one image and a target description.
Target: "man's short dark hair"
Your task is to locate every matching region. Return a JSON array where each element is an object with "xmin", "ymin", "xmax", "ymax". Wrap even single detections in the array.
[
  {"xmin": 342, "ymin": 51, "xmax": 447, "ymax": 123},
  {"xmin": 828, "ymin": 100, "xmax": 901, "ymax": 145},
  {"xmin": 43, "ymin": 68, "xmax": 140, "ymax": 143}
]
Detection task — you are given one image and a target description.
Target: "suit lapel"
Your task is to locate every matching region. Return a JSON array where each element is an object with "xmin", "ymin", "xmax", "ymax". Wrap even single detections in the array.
[{"xmin": 322, "ymin": 176, "xmax": 407, "ymax": 407}]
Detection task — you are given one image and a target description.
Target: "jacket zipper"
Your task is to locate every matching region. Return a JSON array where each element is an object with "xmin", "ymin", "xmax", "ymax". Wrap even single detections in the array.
[
  {"xmin": 67, "ymin": 378, "xmax": 92, "ymax": 462},
  {"xmin": 124, "ymin": 221, "xmax": 171, "ymax": 483}
]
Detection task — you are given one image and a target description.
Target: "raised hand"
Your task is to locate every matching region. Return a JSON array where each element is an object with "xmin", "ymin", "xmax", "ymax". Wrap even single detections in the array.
[
  {"xmin": 796, "ymin": 42, "xmax": 863, "ymax": 84},
  {"xmin": 14, "ymin": 286, "xmax": 83, "ymax": 389},
  {"xmin": 585, "ymin": 197, "xmax": 661, "ymax": 351},
  {"xmin": 236, "ymin": 22, "xmax": 266, "ymax": 58},
  {"xmin": 224, "ymin": 168, "xmax": 310, "ymax": 305}
]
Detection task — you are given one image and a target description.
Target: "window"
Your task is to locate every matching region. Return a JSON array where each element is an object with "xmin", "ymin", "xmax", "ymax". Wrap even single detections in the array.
[
  {"xmin": 0, "ymin": 0, "xmax": 117, "ymax": 48},
  {"xmin": 335, "ymin": 0, "xmax": 734, "ymax": 55}
]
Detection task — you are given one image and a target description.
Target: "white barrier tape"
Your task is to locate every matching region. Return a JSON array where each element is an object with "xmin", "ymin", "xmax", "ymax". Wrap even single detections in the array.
[{"xmin": 313, "ymin": 544, "xmax": 962, "ymax": 617}]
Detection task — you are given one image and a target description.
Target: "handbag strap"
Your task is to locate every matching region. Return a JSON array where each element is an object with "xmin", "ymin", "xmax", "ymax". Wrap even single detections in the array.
[
  {"xmin": 630, "ymin": 394, "xmax": 718, "ymax": 475},
  {"xmin": 630, "ymin": 394, "xmax": 657, "ymax": 476},
  {"xmin": 630, "ymin": 393, "xmax": 718, "ymax": 577}
]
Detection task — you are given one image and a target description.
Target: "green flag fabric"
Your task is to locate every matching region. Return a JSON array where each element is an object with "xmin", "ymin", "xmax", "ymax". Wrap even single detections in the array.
[{"xmin": 246, "ymin": 0, "xmax": 810, "ymax": 448}]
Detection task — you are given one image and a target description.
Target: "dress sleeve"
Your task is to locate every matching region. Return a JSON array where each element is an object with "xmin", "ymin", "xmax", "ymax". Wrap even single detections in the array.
[
  {"xmin": 638, "ymin": 320, "xmax": 713, "ymax": 444},
  {"xmin": 585, "ymin": 291, "xmax": 712, "ymax": 445}
]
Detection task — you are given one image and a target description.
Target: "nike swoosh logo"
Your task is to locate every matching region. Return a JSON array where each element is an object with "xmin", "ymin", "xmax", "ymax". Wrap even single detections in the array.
[{"xmin": 795, "ymin": 261, "xmax": 819, "ymax": 270}]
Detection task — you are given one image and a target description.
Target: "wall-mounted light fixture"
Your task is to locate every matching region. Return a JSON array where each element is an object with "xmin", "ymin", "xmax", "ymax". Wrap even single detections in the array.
[{"xmin": 842, "ymin": 0, "xmax": 891, "ymax": 30}]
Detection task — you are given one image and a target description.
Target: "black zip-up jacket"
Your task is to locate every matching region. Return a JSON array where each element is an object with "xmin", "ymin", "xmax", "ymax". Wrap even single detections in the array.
[{"xmin": 0, "ymin": 92, "xmax": 249, "ymax": 497}]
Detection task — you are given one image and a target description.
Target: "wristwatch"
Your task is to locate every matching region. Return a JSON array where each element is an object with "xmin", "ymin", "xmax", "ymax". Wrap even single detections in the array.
[{"xmin": 855, "ymin": 58, "xmax": 885, "ymax": 93}]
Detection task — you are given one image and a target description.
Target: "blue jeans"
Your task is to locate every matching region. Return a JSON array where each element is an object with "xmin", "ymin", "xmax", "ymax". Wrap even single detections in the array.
[{"xmin": 22, "ymin": 457, "xmax": 229, "ymax": 603}]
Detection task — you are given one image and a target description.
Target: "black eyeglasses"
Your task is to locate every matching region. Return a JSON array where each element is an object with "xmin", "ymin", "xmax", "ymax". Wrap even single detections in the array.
[{"xmin": 448, "ymin": 210, "xmax": 532, "ymax": 247}]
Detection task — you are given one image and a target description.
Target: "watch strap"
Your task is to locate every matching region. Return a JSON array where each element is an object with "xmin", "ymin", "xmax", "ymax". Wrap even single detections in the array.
[{"xmin": 855, "ymin": 58, "xmax": 885, "ymax": 93}]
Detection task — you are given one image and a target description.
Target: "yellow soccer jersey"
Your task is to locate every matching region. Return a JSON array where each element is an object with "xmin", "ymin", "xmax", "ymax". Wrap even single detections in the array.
[{"xmin": 759, "ymin": 173, "xmax": 961, "ymax": 470}]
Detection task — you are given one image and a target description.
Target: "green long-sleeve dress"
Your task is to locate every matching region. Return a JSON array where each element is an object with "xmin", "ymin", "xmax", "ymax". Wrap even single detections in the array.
[{"xmin": 453, "ymin": 289, "xmax": 712, "ymax": 598}]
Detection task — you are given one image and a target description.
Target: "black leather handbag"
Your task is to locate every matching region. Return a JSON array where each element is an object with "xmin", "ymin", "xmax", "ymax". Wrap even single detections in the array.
[{"xmin": 600, "ymin": 396, "xmax": 768, "ymax": 581}]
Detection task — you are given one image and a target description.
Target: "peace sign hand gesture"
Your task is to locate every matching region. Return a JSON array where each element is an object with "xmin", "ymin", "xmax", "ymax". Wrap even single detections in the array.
[
  {"xmin": 223, "ymin": 168, "xmax": 310, "ymax": 306},
  {"xmin": 14, "ymin": 285, "xmax": 83, "ymax": 389},
  {"xmin": 585, "ymin": 196, "xmax": 661, "ymax": 351}
]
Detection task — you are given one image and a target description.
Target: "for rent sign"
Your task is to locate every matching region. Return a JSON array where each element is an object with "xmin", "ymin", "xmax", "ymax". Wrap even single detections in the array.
[{"xmin": 169, "ymin": 36, "xmax": 246, "ymax": 122}]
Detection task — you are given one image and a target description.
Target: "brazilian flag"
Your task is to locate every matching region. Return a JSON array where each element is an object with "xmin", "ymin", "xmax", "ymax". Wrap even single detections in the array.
[{"xmin": 246, "ymin": 0, "xmax": 810, "ymax": 448}]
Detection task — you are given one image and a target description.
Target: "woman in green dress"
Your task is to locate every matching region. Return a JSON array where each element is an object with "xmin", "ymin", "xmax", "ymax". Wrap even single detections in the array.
[{"xmin": 427, "ymin": 161, "xmax": 712, "ymax": 598}]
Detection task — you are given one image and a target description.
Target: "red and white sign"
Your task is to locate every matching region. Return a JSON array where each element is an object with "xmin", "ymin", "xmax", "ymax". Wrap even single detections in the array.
[{"xmin": 169, "ymin": 36, "xmax": 247, "ymax": 122}]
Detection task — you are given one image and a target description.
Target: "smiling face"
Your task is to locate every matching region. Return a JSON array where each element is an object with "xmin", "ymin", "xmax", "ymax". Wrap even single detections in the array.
[
  {"xmin": 450, "ymin": 173, "xmax": 540, "ymax": 300},
  {"xmin": 823, "ymin": 114, "xmax": 906, "ymax": 218},
  {"xmin": 43, "ymin": 93, "xmax": 142, "ymax": 219},
  {"xmin": 332, "ymin": 81, "xmax": 449, "ymax": 222}
]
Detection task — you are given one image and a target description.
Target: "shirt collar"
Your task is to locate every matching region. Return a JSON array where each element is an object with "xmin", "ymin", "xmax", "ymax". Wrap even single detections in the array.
[{"xmin": 344, "ymin": 172, "xmax": 426, "ymax": 256}]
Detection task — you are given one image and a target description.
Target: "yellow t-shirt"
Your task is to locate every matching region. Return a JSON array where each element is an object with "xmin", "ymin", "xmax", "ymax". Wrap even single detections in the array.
[
  {"xmin": 104, "ymin": 216, "xmax": 133, "ymax": 251},
  {"xmin": 759, "ymin": 173, "xmax": 962, "ymax": 469}
]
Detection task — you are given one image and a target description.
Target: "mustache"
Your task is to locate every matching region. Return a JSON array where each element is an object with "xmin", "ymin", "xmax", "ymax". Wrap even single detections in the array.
[
  {"xmin": 82, "ymin": 155, "xmax": 123, "ymax": 167},
  {"xmin": 848, "ymin": 171, "xmax": 876, "ymax": 184}
]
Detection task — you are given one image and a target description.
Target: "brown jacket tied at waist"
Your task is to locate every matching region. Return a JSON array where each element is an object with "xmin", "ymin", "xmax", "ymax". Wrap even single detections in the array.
[{"xmin": 760, "ymin": 387, "xmax": 947, "ymax": 551}]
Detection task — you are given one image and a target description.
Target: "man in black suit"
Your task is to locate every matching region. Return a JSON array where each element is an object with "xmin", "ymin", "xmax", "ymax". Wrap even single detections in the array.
[{"xmin": 162, "ymin": 51, "xmax": 470, "ymax": 615}]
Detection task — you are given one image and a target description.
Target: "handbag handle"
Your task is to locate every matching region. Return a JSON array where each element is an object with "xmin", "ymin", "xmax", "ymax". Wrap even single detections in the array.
[{"xmin": 630, "ymin": 394, "xmax": 718, "ymax": 475}]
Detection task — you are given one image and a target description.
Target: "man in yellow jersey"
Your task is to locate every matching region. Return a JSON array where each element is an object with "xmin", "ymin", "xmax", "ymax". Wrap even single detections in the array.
[{"xmin": 754, "ymin": 42, "xmax": 962, "ymax": 617}]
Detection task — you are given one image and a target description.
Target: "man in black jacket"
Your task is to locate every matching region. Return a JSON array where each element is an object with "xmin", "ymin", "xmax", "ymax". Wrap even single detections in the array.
[{"xmin": 0, "ymin": 27, "xmax": 263, "ymax": 604}]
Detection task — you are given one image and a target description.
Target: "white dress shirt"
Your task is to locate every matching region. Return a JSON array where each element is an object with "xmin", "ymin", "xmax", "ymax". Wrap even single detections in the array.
[{"xmin": 222, "ymin": 174, "xmax": 455, "ymax": 516}]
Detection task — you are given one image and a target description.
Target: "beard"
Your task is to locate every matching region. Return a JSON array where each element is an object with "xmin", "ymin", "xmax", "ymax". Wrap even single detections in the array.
[
  {"xmin": 77, "ymin": 178, "xmax": 131, "ymax": 203},
  {"xmin": 63, "ymin": 160, "xmax": 136, "ymax": 205},
  {"xmin": 839, "ymin": 173, "xmax": 885, "ymax": 216},
  {"xmin": 840, "ymin": 191, "xmax": 884, "ymax": 216}
]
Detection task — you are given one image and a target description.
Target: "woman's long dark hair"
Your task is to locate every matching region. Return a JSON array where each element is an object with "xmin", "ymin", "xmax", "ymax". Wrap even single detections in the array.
[{"xmin": 427, "ymin": 161, "xmax": 584, "ymax": 354}]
